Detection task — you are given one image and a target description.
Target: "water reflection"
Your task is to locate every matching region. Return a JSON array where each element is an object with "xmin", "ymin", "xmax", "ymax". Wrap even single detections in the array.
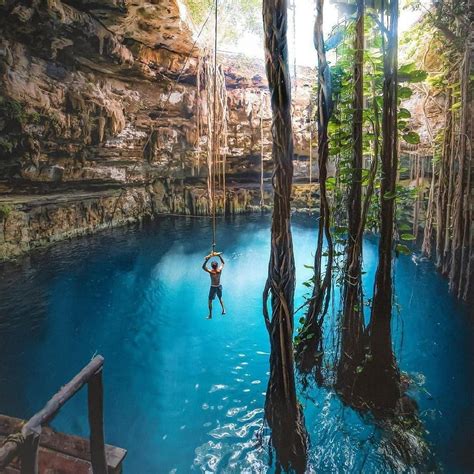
[{"xmin": 0, "ymin": 215, "xmax": 472, "ymax": 472}]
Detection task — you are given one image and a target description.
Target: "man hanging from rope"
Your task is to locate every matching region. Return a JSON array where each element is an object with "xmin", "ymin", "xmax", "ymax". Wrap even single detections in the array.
[{"xmin": 202, "ymin": 252, "xmax": 226, "ymax": 319}]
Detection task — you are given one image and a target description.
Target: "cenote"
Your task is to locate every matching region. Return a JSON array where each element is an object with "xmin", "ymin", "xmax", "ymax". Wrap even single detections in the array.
[{"xmin": 0, "ymin": 215, "xmax": 472, "ymax": 473}]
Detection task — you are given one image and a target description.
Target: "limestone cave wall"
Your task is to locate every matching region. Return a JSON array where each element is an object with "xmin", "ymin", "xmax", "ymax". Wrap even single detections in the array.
[{"xmin": 0, "ymin": 0, "xmax": 315, "ymax": 258}]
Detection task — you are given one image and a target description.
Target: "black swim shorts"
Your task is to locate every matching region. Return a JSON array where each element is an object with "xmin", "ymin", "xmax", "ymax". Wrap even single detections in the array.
[{"xmin": 209, "ymin": 285, "xmax": 223, "ymax": 300}]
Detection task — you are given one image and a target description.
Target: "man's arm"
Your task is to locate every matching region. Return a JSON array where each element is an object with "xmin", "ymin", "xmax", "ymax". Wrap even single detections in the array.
[
  {"xmin": 202, "ymin": 255, "xmax": 211, "ymax": 273},
  {"xmin": 217, "ymin": 253, "xmax": 225, "ymax": 271}
]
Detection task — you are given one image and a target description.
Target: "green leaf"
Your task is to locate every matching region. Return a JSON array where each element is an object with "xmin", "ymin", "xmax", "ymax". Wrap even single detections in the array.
[
  {"xmin": 399, "ymin": 107, "xmax": 411, "ymax": 119},
  {"xmin": 396, "ymin": 244, "xmax": 411, "ymax": 255},
  {"xmin": 399, "ymin": 63, "xmax": 416, "ymax": 74},
  {"xmin": 398, "ymin": 120, "xmax": 409, "ymax": 130},
  {"xmin": 384, "ymin": 191, "xmax": 397, "ymax": 200},
  {"xmin": 398, "ymin": 86, "xmax": 413, "ymax": 99},
  {"xmin": 402, "ymin": 131, "xmax": 421, "ymax": 144},
  {"xmin": 402, "ymin": 70, "xmax": 428, "ymax": 83},
  {"xmin": 409, "ymin": 70, "xmax": 428, "ymax": 83},
  {"xmin": 303, "ymin": 264, "xmax": 314, "ymax": 269},
  {"xmin": 399, "ymin": 223, "xmax": 411, "ymax": 231},
  {"xmin": 398, "ymin": 63, "xmax": 427, "ymax": 83},
  {"xmin": 401, "ymin": 233, "xmax": 416, "ymax": 241},
  {"xmin": 326, "ymin": 177, "xmax": 337, "ymax": 191}
]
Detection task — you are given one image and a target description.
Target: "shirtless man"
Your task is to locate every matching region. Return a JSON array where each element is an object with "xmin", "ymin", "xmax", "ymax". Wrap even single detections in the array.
[{"xmin": 202, "ymin": 252, "xmax": 226, "ymax": 319}]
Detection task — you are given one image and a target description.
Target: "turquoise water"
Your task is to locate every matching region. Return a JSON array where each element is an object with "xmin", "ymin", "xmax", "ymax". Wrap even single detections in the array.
[{"xmin": 0, "ymin": 215, "xmax": 472, "ymax": 473}]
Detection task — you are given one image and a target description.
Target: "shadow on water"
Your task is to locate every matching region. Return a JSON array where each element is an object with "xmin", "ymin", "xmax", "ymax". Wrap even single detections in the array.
[{"xmin": 0, "ymin": 214, "xmax": 472, "ymax": 472}]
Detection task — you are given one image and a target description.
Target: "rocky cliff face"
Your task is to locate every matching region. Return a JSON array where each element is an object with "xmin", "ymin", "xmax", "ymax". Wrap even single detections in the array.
[
  {"xmin": 0, "ymin": 0, "xmax": 200, "ymax": 187},
  {"xmin": 0, "ymin": 0, "xmax": 315, "ymax": 258}
]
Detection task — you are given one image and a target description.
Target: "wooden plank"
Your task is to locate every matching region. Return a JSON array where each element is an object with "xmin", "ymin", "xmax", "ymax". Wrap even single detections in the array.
[
  {"xmin": 4, "ymin": 444, "xmax": 93, "ymax": 474},
  {"xmin": 87, "ymin": 370, "xmax": 107, "ymax": 474},
  {"xmin": 0, "ymin": 416, "xmax": 125, "ymax": 468},
  {"xmin": 0, "ymin": 417, "xmax": 126, "ymax": 471}
]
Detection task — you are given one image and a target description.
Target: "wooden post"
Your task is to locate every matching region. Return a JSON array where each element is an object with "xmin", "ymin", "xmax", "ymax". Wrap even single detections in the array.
[
  {"xmin": 88, "ymin": 369, "xmax": 107, "ymax": 474},
  {"xmin": 20, "ymin": 430, "xmax": 40, "ymax": 474}
]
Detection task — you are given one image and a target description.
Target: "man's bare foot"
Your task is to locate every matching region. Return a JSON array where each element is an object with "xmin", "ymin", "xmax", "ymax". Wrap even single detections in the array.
[
  {"xmin": 206, "ymin": 315, "xmax": 212, "ymax": 319},
  {"xmin": 222, "ymin": 310, "xmax": 226, "ymax": 315}
]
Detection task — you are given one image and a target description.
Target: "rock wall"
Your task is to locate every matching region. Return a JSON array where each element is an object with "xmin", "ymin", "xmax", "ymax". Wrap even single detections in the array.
[
  {"xmin": 0, "ymin": 182, "xmax": 265, "ymax": 258},
  {"xmin": 0, "ymin": 0, "xmax": 201, "ymax": 188},
  {"xmin": 0, "ymin": 0, "xmax": 316, "ymax": 259},
  {"xmin": 0, "ymin": 188, "xmax": 153, "ymax": 258}
]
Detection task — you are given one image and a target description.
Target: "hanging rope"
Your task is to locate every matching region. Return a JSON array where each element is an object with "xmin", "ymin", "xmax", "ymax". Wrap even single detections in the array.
[
  {"xmin": 308, "ymin": 105, "xmax": 313, "ymax": 184},
  {"xmin": 210, "ymin": 0, "xmax": 218, "ymax": 253},
  {"xmin": 107, "ymin": 6, "xmax": 214, "ymax": 227},
  {"xmin": 221, "ymin": 83, "xmax": 228, "ymax": 211},
  {"xmin": 260, "ymin": 90, "xmax": 265, "ymax": 208}
]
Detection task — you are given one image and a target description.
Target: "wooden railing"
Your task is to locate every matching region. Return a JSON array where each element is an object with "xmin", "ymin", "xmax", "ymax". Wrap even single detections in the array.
[{"xmin": 0, "ymin": 355, "xmax": 107, "ymax": 474}]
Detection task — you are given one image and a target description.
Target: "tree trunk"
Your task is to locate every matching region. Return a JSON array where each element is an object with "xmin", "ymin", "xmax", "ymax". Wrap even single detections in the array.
[
  {"xmin": 262, "ymin": 0, "xmax": 308, "ymax": 470},
  {"xmin": 294, "ymin": 0, "xmax": 334, "ymax": 380},
  {"xmin": 336, "ymin": 0, "xmax": 365, "ymax": 400},
  {"xmin": 356, "ymin": 0, "xmax": 401, "ymax": 412}
]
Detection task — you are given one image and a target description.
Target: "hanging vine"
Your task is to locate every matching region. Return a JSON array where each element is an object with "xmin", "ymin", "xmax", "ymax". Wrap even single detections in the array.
[
  {"xmin": 295, "ymin": 0, "xmax": 334, "ymax": 380},
  {"xmin": 262, "ymin": 0, "xmax": 308, "ymax": 469},
  {"xmin": 411, "ymin": 0, "xmax": 472, "ymax": 301}
]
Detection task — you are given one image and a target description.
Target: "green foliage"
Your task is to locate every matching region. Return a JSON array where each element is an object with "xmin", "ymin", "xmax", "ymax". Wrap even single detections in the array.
[
  {"xmin": 0, "ymin": 96, "xmax": 28, "ymax": 123},
  {"xmin": 398, "ymin": 86, "xmax": 413, "ymax": 99},
  {"xmin": 398, "ymin": 63, "xmax": 428, "ymax": 83},
  {"xmin": 402, "ymin": 131, "xmax": 421, "ymax": 144},
  {"xmin": 0, "ymin": 137, "xmax": 15, "ymax": 154},
  {"xmin": 185, "ymin": 0, "xmax": 261, "ymax": 45},
  {"xmin": 395, "ymin": 244, "xmax": 411, "ymax": 256},
  {"xmin": 0, "ymin": 204, "xmax": 12, "ymax": 221},
  {"xmin": 186, "ymin": 0, "xmax": 211, "ymax": 25},
  {"xmin": 398, "ymin": 107, "xmax": 411, "ymax": 119},
  {"xmin": 0, "ymin": 95, "xmax": 44, "ymax": 128}
]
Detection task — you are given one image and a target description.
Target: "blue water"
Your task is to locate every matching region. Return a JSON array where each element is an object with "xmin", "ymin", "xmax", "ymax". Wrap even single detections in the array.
[{"xmin": 0, "ymin": 215, "xmax": 472, "ymax": 473}]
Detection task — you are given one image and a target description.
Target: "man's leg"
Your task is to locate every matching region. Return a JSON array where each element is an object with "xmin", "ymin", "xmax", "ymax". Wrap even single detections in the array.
[
  {"xmin": 217, "ymin": 286, "xmax": 225, "ymax": 314},
  {"xmin": 207, "ymin": 298, "xmax": 213, "ymax": 319},
  {"xmin": 219, "ymin": 297, "xmax": 226, "ymax": 314}
]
